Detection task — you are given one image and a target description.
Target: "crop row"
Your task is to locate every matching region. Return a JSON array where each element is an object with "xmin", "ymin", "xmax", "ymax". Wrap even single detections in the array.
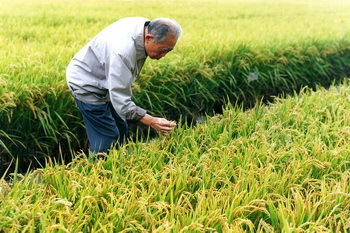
[
  {"xmin": 1, "ymin": 40, "xmax": 350, "ymax": 173},
  {"xmin": 1, "ymin": 81, "xmax": 349, "ymax": 232},
  {"xmin": 1, "ymin": 0, "xmax": 350, "ymax": 172}
]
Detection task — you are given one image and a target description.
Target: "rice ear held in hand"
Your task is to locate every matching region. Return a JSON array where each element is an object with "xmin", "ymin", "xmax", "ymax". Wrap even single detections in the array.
[{"xmin": 154, "ymin": 118, "xmax": 177, "ymax": 135}]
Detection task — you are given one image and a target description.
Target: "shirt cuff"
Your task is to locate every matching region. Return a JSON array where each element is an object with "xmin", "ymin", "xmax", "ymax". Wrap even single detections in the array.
[{"xmin": 125, "ymin": 106, "xmax": 147, "ymax": 122}]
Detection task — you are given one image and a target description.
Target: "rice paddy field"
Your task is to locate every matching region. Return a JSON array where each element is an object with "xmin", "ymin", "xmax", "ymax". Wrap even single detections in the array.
[
  {"xmin": 1, "ymin": 83, "xmax": 350, "ymax": 232},
  {"xmin": 1, "ymin": 0, "xmax": 350, "ymax": 231}
]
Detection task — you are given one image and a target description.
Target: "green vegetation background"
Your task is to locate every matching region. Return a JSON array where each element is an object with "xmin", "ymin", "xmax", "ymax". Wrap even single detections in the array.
[
  {"xmin": 0, "ymin": 0, "xmax": 350, "ymax": 173},
  {"xmin": 0, "ymin": 0, "xmax": 350, "ymax": 231},
  {"xmin": 1, "ymin": 82, "xmax": 349, "ymax": 232}
]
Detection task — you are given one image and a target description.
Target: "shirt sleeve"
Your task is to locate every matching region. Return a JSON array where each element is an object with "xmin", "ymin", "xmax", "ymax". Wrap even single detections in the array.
[{"xmin": 106, "ymin": 52, "xmax": 147, "ymax": 122}]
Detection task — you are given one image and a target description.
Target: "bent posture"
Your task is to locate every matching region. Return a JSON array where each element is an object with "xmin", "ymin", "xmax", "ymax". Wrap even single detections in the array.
[{"xmin": 66, "ymin": 17, "xmax": 182, "ymax": 155}]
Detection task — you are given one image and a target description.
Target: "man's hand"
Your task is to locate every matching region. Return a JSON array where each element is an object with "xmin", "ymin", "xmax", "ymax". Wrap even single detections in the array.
[
  {"xmin": 152, "ymin": 117, "xmax": 177, "ymax": 135},
  {"xmin": 139, "ymin": 114, "xmax": 177, "ymax": 135}
]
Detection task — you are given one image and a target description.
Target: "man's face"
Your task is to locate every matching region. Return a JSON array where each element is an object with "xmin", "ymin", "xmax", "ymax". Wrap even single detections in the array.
[{"xmin": 145, "ymin": 34, "xmax": 177, "ymax": 60}]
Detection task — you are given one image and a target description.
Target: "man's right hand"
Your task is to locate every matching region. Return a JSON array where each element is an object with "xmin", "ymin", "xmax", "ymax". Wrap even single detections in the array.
[{"xmin": 139, "ymin": 114, "xmax": 177, "ymax": 135}]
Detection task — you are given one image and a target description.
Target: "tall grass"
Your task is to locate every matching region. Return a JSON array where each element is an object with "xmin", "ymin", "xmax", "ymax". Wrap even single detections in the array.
[
  {"xmin": 1, "ymin": 0, "xmax": 350, "ymax": 172},
  {"xmin": 1, "ymin": 81, "xmax": 349, "ymax": 232}
]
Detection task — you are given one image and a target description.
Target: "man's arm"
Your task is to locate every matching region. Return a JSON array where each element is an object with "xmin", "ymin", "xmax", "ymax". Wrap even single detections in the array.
[
  {"xmin": 107, "ymin": 52, "xmax": 145, "ymax": 122},
  {"xmin": 107, "ymin": 53, "xmax": 176, "ymax": 135}
]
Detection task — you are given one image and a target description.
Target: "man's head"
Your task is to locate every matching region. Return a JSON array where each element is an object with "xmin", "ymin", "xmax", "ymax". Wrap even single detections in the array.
[{"xmin": 144, "ymin": 18, "xmax": 182, "ymax": 60}]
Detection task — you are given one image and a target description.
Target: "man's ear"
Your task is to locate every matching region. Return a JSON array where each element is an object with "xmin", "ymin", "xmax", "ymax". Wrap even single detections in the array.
[{"xmin": 145, "ymin": 34, "xmax": 154, "ymax": 42}]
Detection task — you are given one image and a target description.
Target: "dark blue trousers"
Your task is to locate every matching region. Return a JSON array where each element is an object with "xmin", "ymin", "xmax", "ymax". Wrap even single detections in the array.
[{"xmin": 75, "ymin": 98, "xmax": 128, "ymax": 154}]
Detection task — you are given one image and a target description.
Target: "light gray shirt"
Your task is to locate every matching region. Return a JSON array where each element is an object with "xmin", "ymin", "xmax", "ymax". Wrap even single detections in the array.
[{"xmin": 66, "ymin": 17, "xmax": 149, "ymax": 122}]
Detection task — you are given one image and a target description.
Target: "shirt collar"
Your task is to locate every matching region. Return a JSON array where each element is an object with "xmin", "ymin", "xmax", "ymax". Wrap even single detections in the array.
[{"xmin": 135, "ymin": 20, "xmax": 150, "ymax": 60}]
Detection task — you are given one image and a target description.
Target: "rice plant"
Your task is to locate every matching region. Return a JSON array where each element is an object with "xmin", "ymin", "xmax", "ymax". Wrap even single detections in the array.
[
  {"xmin": 1, "ymin": 0, "xmax": 350, "ymax": 174},
  {"xmin": 0, "ymin": 81, "xmax": 349, "ymax": 232}
]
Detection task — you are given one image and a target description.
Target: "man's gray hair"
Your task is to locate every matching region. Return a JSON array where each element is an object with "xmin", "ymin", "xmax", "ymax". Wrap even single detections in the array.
[{"xmin": 147, "ymin": 18, "xmax": 182, "ymax": 43}]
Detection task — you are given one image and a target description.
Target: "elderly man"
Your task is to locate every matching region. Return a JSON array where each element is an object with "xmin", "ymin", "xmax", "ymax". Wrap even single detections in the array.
[{"xmin": 66, "ymin": 17, "xmax": 182, "ymax": 156}]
